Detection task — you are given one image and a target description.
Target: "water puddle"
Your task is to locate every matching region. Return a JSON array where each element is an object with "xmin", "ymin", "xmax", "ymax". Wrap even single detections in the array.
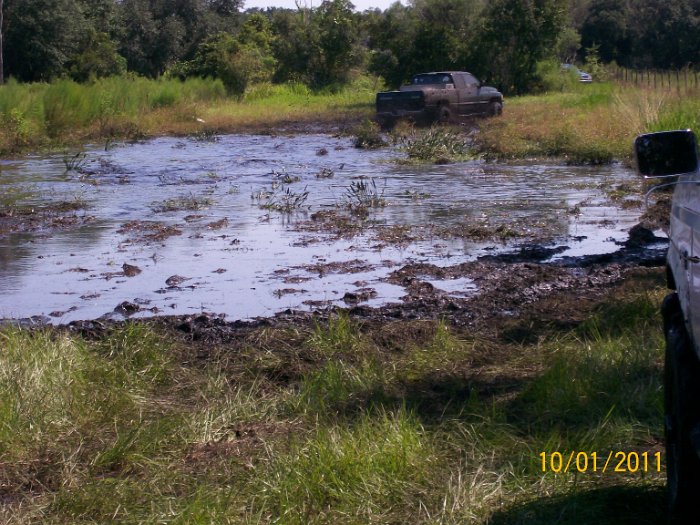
[
  {"xmin": 0, "ymin": 134, "xmax": 645, "ymax": 323},
  {"xmin": 422, "ymin": 277, "xmax": 478, "ymax": 297}
]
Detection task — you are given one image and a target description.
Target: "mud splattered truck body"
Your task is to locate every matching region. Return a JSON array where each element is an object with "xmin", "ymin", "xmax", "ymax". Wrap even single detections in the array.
[
  {"xmin": 375, "ymin": 71, "xmax": 503, "ymax": 127},
  {"xmin": 635, "ymin": 129, "xmax": 700, "ymax": 523}
]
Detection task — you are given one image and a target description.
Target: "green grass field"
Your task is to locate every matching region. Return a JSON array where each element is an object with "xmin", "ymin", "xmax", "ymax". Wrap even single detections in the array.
[
  {"xmin": 0, "ymin": 76, "xmax": 377, "ymax": 155},
  {"xmin": 0, "ymin": 271, "xmax": 667, "ymax": 524},
  {"xmin": 477, "ymin": 80, "xmax": 700, "ymax": 164}
]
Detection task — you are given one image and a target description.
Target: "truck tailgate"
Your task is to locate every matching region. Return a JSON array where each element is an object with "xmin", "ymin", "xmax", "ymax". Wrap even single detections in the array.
[{"xmin": 376, "ymin": 91, "xmax": 425, "ymax": 113}]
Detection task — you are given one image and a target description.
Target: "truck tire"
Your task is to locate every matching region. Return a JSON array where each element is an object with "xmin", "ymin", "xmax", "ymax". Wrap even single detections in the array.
[
  {"xmin": 489, "ymin": 100, "xmax": 503, "ymax": 116},
  {"xmin": 437, "ymin": 104, "xmax": 452, "ymax": 123},
  {"xmin": 663, "ymin": 292, "xmax": 700, "ymax": 524},
  {"xmin": 378, "ymin": 116, "xmax": 396, "ymax": 131}
]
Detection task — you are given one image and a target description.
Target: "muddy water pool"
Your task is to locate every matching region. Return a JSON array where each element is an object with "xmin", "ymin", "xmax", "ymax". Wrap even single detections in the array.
[{"xmin": 0, "ymin": 134, "xmax": 645, "ymax": 323}]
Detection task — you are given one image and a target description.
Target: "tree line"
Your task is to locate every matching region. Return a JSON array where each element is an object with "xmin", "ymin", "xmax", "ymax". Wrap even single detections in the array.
[{"xmin": 1, "ymin": 0, "xmax": 698, "ymax": 95}]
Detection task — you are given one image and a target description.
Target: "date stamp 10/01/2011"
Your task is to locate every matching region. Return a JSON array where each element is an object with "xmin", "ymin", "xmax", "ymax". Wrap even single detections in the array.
[{"xmin": 539, "ymin": 451, "xmax": 662, "ymax": 474}]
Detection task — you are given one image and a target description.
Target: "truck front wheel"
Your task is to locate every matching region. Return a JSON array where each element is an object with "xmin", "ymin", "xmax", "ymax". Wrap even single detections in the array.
[
  {"xmin": 378, "ymin": 116, "xmax": 396, "ymax": 131},
  {"xmin": 437, "ymin": 104, "xmax": 452, "ymax": 123},
  {"xmin": 489, "ymin": 100, "xmax": 503, "ymax": 116},
  {"xmin": 663, "ymin": 292, "xmax": 700, "ymax": 523}
]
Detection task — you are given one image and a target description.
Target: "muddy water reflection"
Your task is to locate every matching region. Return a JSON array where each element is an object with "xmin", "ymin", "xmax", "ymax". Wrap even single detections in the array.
[{"xmin": 0, "ymin": 134, "xmax": 642, "ymax": 323}]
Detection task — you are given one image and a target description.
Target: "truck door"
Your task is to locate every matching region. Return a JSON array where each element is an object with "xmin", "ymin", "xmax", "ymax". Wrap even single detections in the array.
[
  {"xmin": 685, "ymin": 175, "xmax": 700, "ymax": 348},
  {"xmin": 457, "ymin": 73, "xmax": 481, "ymax": 115},
  {"xmin": 670, "ymin": 183, "xmax": 694, "ymax": 330}
]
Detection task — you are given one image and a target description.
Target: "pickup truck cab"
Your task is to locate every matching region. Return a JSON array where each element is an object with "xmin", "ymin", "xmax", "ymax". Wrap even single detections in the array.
[
  {"xmin": 375, "ymin": 71, "xmax": 503, "ymax": 127},
  {"xmin": 635, "ymin": 129, "xmax": 700, "ymax": 524}
]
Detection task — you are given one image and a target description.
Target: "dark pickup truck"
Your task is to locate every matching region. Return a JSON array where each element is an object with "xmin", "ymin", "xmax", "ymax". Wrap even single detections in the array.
[
  {"xmin": 636, "ymin": 130, "xmax": 700, "ymax": 524},
  {"xmin": 375, "ymin": 71, "xmax": 503, "ymax": 127}
]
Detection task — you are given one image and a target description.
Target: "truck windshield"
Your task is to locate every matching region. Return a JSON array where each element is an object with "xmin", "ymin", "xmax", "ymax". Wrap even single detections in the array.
[{"xmin": 412, "ymin": 74, "xmax": 453, "ymax": 85}]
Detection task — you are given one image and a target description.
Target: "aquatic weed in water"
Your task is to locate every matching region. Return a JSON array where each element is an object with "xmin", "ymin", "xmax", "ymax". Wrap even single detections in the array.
[
  {"xmin": 259, "ymin": 186, "xmax": 310, "ymax": 213},
  {"xmin": 63, "ymin": 150, "xmax": 88, "ymax": 173},
  {"xmin": 151, "ymin": 194, "xmax": 213, "ymax": 213},
  {"xmin": 353, "ymin": 120, "xmax": 387, "ymax": 149},
  {"xmin": 399, "ymin": 127, "xmax": 473, "ymax": 164},
  {"xmin": 345, "ymin": 178, "xmax": 386, "ymax": 210}
]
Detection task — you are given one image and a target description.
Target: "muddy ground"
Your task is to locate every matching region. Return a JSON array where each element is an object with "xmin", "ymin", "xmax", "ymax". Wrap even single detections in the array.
[
  {"xmin": 0, "ymin": 128, "xmax": 670, "ymax": 340},
  {"xmin": 63, "ymin": 234, "xmax": 666, "ymax": 348}
]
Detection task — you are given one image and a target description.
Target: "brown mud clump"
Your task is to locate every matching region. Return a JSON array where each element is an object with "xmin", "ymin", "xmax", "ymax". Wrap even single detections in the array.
[
  {"xmin": 0, "ymin": 201, "xmax": 93, "ymax": 237},
  {"xmin": 117, "ymin": 220, "xmax": 183, "ymax": 243}
]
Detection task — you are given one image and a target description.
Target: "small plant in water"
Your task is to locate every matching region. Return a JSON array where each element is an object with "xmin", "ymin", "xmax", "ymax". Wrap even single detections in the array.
[
  {"xmin": 353, "ymin": 119, "xmax": 387, "ymax": 149},
  {"xmin": 193, "ymin": 128, "xmax": 218, "ymax": 142},
  {"xmin": 258, "ymin": 186, "xmax": 310, "ymax": 213},
  {"xmin": 399, "ymin": 127, "xmax": 473, "ymax": 164},
  {"xmin": 151, "ymin": 194, "xmax": 213, "ymax": 213},
  {"xmin": 63, "ymin": 150, "xmax": 88, "ymax": 173},
  {"xmin": 402, "ymin": 189, "xmax": 431, "ymax": 200},
  {"xmin": 345, "ymin": 177, "xmax": 386, "ymax": 210}
]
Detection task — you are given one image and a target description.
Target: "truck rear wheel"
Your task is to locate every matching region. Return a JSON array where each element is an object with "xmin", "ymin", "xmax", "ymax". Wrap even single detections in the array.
[{"xmin": 663, "ymin": 292, "xmax": 700, "ymax": 524}]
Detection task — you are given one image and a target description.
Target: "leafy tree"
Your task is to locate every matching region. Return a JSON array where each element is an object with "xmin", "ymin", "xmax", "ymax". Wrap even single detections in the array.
[
  {"xmin": 118, "ymin": 0, "xmax": 239, "ymax": 77},
  {"xmin": 629, "ymin": 0, "xmax": 700, "ymax": 69},
  {"xmin": 270, "ymin": 8, "xmax": 315, "ymax": 83},
  {"xmin": 580, "ymin": 0, "xmax": 631, "ymax": 65},
  {"xmin": 366, "ymin": 0, "xmax": 484, "ymax": 89},
  {"xmin": 476, "ymin": 0, "xmax": 567, "ymax": 94},
  {"xmin": 78, "ymin": 0, "xmax": 119, "ymax": 35},
  {"xmin": 311, "ymin": 0, "xmax": 361, "ymax": 87},
  {"xmin": 557, "ymin": 26, "xmax": 581, "ymax": 63},
  {"xmin": 68, "ymin": 29, "xmax": 126, "ymax": 81},
  {"xmin": 172, "ymin": 19, "xmax": 276, "ymax": 96},
  {"xmin": 117, "ymin": 0, "xmax": 160, "ymax": 75},
  {"xmin": 189, "ymin": 32, "xmax": 247, "ymax": 95},
  {"xmin": 237, "ymin": 13, "xmax": 277, "ymax": 83},
  {"xmin": 208, "ymin": 0, "xmax": 241, "ymax": 17},
  {"xmin": 1, "ymin": 0, "xmax": 4, "ymax": 84},
  {"xmin": 568, "ymin": 0, "xmax": 593, "ymax": 26},
  {"xmin": 271, "ymin": 1, "xmax": 360, "ymax": 89},
  {"xmin": 366, "ymin": 3, "xmax": 417, "ymax": 87},
  {"xmin": 3, "ymin": 0, "xmax": 82, "ymax": 81}
]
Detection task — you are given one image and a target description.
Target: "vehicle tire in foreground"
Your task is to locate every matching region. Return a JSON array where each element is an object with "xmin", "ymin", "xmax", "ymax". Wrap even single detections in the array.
[{"xmin": 663, "ymin": 292, "xmax": 700, "ymax": 524}]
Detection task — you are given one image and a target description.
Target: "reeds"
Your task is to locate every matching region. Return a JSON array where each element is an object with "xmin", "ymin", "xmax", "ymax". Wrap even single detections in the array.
[{"xmin": 0, "ymin": 76, "xmax": 225, "ymax": 152}]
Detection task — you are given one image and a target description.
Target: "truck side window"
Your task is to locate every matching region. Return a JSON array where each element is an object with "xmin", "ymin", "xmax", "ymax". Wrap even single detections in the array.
[{"xmin": 463, "ymin": 73, "xmax": 479, "ymax": 87}]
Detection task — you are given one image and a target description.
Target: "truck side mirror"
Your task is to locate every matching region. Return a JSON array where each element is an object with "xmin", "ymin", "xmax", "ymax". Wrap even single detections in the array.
[{"xmin": 635, "ymin": 130, "xmax": 699, "ymax": 177}]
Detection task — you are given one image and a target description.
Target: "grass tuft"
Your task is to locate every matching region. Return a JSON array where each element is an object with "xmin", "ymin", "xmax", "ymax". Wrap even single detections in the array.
[
  {"xmin": 253, "ymin": 408, "xmax": 431, "ymax": 523},
  {"xmin": 398, "ymin": 126, "xmax": 475, "ymax": 164}
]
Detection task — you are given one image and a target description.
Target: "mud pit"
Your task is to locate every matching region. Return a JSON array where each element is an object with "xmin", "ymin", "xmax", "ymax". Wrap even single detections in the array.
[{"xmin": 0, "ymin": 134, "xmax": 664, "ymax": 325}]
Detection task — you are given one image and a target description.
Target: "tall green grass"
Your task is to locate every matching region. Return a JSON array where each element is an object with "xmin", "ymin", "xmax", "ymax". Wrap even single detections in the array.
[
  {"xmin": 0, "ymin": 75, "xmax": 377, "ymax": 154},
  {"xmin": 0, "ymin": 76, "xmax": 226, "ymax": 150},
  {"xmin": 253, "ymin": 409, "xmax": 431, "ymax": 524},
  {"xmin": 478, "ymin": 80, "xmax": 700, "ymax": 162}
]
